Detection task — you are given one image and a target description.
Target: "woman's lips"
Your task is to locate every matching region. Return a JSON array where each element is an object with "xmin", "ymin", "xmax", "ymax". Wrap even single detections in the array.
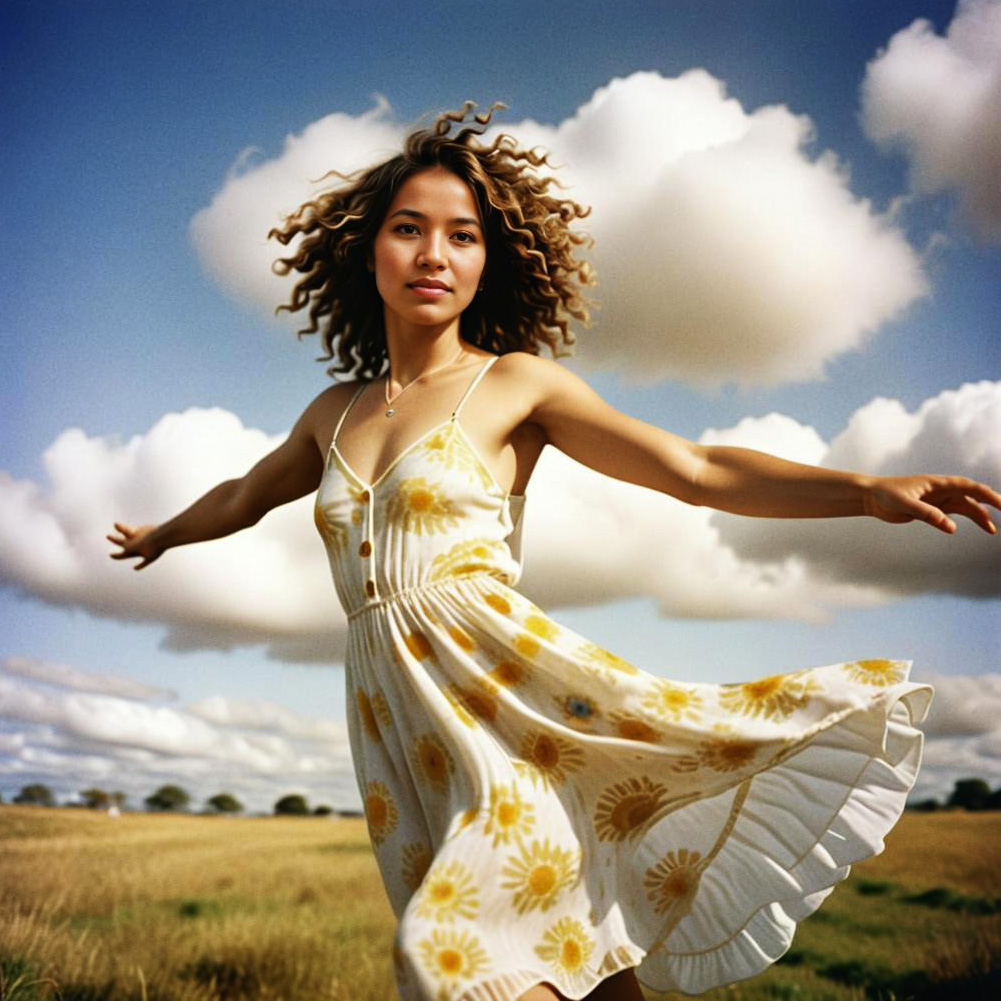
[{"xmin": 408, "ymin": 283, "xmax": 450, "ymax": 299}]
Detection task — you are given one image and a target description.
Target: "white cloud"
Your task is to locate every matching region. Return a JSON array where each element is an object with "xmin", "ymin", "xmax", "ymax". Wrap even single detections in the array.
[
  {"xmin": 861, "ymin": 0, "xmax": 1001, "ymax": 239},
  {"xmin": 0, "ymin": 664, "xmax": 354, "ymax": 813},
  {"xmin": 0, "ymin": 407, "xmax": 345, "ymax": 662},
  {"xmin": 710, "ymin": 381, "xmax": 1001, "ymax": 596},
  {"xmin": 0, "ymin": 384, "xmax": 996, "ymax": 659},
  {"xmin": 190, "ymin": 72, "xmax": 925, "ymax": 388},
  {"xmin": 185, "ymin": 694, "xmax": 343, "ymax": 742},
  {"xmin": 917, "ymin": 672, "xmax": 1001, "ymax": 737},
  {"xmin": 1, "ymin": 655, "xmax": 176, "ymax": 701}
]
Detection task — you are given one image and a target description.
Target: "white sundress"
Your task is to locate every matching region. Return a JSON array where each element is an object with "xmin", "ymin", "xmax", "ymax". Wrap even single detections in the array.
[{"xmin": 313, "ymin": 355, "xmax": 933, "ymax": 1001}]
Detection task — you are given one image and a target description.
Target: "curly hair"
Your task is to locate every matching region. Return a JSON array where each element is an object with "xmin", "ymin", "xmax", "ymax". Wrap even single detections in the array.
[{"xmin": 268, "ymin": 101, "xmax": 595, "ymax": 380}]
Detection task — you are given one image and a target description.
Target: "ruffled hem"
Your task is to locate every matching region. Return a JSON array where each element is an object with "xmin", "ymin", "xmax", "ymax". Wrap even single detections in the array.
[
  {"xmin": 423, "ymin": 678, "xmax": 932, "ymax": 1001},
  {"xmin": 631, "ymin": 677, "xmax": 933, "ymax": 995}
]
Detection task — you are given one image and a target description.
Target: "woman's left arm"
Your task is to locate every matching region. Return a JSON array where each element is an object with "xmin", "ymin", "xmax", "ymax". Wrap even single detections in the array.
[{"xmin": 516, "ymin": 355, "xmax": 1000, "ymax": 535}]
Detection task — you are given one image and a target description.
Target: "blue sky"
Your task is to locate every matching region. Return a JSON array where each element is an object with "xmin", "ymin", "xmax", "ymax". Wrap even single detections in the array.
[{"xmin": 1, "ymin": 0, "xmax": 998, "ymax": 813}]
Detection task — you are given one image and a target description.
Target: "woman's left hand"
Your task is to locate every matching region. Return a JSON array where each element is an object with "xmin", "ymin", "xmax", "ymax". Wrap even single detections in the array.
[{"xmin": 862, "ymin": 475, "xmax": 1001, "ymax": 535}]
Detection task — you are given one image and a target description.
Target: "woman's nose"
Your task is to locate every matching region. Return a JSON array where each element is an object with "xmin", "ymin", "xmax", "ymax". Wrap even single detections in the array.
[{"xmin": 417, "ymin": 233, "xmax": 447, "ymax": 268}]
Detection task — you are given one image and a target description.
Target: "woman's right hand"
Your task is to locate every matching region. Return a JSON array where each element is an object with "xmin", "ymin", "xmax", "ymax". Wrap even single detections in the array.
[{"xmin": 107, "ymin": 522, "xmax": 163, "ymax": 570}]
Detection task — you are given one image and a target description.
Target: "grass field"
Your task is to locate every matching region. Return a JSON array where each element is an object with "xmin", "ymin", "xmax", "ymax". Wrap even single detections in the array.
[{"xmin": 1, "ymin": 806, "xmax": 998, "ymax": 1000}]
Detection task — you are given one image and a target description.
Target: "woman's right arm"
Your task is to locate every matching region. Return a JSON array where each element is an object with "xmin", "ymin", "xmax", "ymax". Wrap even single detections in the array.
[{"xmin": 108, "ymin": 390, "xmax": 335, "ymax": 570}]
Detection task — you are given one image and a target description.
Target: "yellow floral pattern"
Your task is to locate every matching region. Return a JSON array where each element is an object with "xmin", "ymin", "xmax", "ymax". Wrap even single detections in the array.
[
  {"xmin": 310, "ymin": 356, "xmax": 929, "ymax": 1000},
  {"xmin": 429, "ymin": 537, "xmax": 510, "ymax": 581},
  {"xmin": 487, "ymin": 658, "xmax": 531, "ymax": 687},
  {"xmin": 501, "ymin": 837, "xmax": 581, "ymax": 914},
  {"xmin": 364, "ymin": 779, "xmax": 399, "ymax": 846},
  {"xmin": 416, "ymin": 927, "xmax": 491, "ymax": 989},
  {"xmin": 608, "ymin": 710, "xmax": 663, "ymax": 744},
  {"xmin": 577, "ymin": 639, "xmax": 640, "ymax": 679},
  {"xmin": 517, "ymin": 729, "xmax": 586, "ymax": 789},
  {"xmin": 594, "ymin": 775, "xmax": 669, "ymax": 842},
  {"xmin": 720, "ymin": 670, "xmax": 821, "ymax": 720},
  {"xmin": 401, "ymin": 841, "xmax": 433, "ymax": 894},
  {"xmin": 421, "ymin": 422, "xmax": 495, "ymax": 491},
  {"xmin": 415, "ymin": 859, "xmax": 480, "ymax": 922},
  {"xmin": 534, "ymin": 916, "xmax": 595, "ymax": 990},
  {"xmin": 483, "ymin": 782, "xmax": 536, "ymax": 847},
  {"xmin": 355, "ymin": 687, "xmax": 381, "ymax": 742},
  {"xmin": 414, "ymin": 732, "xmax": 455, "ymax": 793},
  {"xmin": 845, "ymin": 659, "xmax": 908, "ymax": 686},
  {"xmin": 386, "ymin": 477, "xmax": 460, "ymax": 535},
  {"xmin": 643, "ymin": 848, "xmax": 703, "ymax": 915},
  {"xmin": 643, "ymin": 680, "xmax": 704, "ymax": 722}
]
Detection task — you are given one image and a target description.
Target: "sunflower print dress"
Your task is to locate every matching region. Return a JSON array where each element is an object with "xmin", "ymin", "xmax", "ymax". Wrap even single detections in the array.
[{"xmin": 314, "ymin": 356, "xmax": 933, "ymax": 1001}]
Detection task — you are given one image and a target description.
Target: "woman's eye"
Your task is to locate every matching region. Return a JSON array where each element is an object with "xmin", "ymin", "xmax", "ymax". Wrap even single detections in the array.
[
  {"xmin": 452, "ymin": 231, "xmax": 476, "ymax": 243},
  {"xmin": 395, "ymin": 223, "xmax": 419, "ymax": 235}
]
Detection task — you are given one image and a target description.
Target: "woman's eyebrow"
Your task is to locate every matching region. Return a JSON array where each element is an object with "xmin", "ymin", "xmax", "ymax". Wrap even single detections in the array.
[{"xmin": 389, "ymin": 208, "xmax": 482, "ymax": 228}]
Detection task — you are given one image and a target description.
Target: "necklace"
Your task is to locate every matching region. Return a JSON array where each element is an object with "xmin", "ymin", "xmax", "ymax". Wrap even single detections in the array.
[{"xmin": 383, "ymin": 345, "xmax": 466, "ymax": 418}]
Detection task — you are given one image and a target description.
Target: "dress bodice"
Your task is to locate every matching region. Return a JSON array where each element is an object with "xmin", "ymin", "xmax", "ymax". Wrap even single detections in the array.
[{"xmin": 313, "ymin": 356, "xmax": 525, "ymax": 619}]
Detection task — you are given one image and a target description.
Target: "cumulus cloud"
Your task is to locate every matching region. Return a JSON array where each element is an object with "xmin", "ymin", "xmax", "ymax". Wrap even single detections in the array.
[
  {"xmin": 861, "ymin": 0, "xmax": 1001, "ymax": 240},
  {"xmin": 898, "ymin": 671, "xmax": 1001, "ymax": 801},
  {"xmin": 0, "ymin": 383, "xmax": 996, "ymax": 659},
  {"xmin": 1, "ymin": 655, "xmax": 176, "ymax": 701},
  {"xmin": 191, "ymin": 72, "xmax": 925, "ymax": 387},
  {"xmin": 709, "ymin": 381, "xmax": 1001, "ymax": 597},
  {"xmin": 0, "ymin": 660, "xmax": 355, "ymax": 813},
  {"xmin": 0, "ymin": 407, "xmax": 345, "ymax": 662},
  {"xmin": 918, "ymin": 672, "xmax": 1001, "ymax": 737}
]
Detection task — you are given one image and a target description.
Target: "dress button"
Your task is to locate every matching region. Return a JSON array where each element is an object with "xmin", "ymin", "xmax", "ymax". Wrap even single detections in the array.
[
  {"xmin": 365, "ymin": 579, "xmax": 376, "ymax": 598},
  {"xmin": 359, "ymin": 490, "xmax": 370, "ymax": 504},
  {"xmin": 359, "ymin": 540, "xmax": 372, "ymax": 557}
]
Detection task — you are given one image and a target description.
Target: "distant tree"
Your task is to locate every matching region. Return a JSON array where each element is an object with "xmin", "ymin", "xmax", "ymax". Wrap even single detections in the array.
[
  {"xmin": 13, "ymin": 784, "xmax": 55, "ymax": 806},
  {"xmin": 145, "ymin": 784, "xmax": 190, "ymax": 812},
  {"xmin": 909, "ymin": 798, "xmax": 940, "ymax": 812},
  {"xmin": 312, "ymin": 804, "xmax": 333, "ymax": 816},
  {"xmin": 985, "ymin": 787, "xmax": 1001, "ymax": 811},
  {"xmin": 109, "ymin": 791, "xmax": 127, "ymax": 809},
  {"xmin": 80, "ymin": 787, "xmax": 110, "ymax": 810},
  {"xmin": 207, "ymin": 792, "xmax": 243, "ymax": 814},
  {"xmin": 947, "ymin": 778, "xmax": 991, "ymax": 811},
  {"xmin": 274, "ymin": 794, "xmax": 309, "ymax": 816}
]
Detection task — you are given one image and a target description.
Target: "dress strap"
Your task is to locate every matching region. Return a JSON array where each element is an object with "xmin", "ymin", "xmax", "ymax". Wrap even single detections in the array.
[
  {"xmin": 451, "ymin": 356, "xmax": 499, "ymax": 419},
  {"xmin": 331, "ymin": 382, "xmax": 368, "ymax": 446}
]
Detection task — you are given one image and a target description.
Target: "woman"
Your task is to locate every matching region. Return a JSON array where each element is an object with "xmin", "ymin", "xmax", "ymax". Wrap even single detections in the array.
[{"xmin": 109, "ymin": 104, "xmax": 998, "ymax": 1001}]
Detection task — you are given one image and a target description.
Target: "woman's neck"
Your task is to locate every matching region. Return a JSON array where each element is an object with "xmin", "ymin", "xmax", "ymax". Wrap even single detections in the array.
[{"xmin": 383, "ymin": 316, "xmax": 468, "ymax": 387}]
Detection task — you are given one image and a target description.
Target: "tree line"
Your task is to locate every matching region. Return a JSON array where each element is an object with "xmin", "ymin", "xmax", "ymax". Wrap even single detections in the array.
[
  {"xmin": 9, "ymin": 776, "xmax": 998, "ymax": 816},
  {"xmin": 0, "ymin": 783, "xmax": 356, "ymax": 816}
]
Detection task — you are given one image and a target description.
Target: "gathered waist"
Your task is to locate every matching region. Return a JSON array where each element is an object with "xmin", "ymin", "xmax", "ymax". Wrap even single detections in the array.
[{"xmin": 344, "ymin": 571, "xmax": 504, "ymax": 622}]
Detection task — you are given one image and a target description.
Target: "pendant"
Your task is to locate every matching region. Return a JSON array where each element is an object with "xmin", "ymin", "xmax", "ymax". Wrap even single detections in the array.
[{"xmin": 385, "ymin": 408, "xmax": 395, "ymax": 418}]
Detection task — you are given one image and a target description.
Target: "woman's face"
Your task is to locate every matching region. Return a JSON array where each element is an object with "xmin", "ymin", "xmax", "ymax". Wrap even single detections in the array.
[{"xmin": 370, "ymin": 166, "xmax": 487, "ymax": 335}]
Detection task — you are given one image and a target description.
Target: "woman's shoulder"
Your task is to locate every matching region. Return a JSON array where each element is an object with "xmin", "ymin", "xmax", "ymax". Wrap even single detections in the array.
[
  {"xmin": 297, "ymin": 378, "xmax": 370, "ymax": 432},
  {"xmin": 493, "ymin": 349, "xmax": 567, "ymax": 378}
]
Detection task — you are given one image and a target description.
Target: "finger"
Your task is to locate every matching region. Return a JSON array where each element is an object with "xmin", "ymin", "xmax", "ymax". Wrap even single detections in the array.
[
  {"xmin": 913, "ymin": 500, "xmax": 957, "ymax": 534},
  {"xmin": 967, "ymin": 483, "xmax": 1001, "ymax": 511},
  {"xmin": 939, "ymin": 479, "xmax": 1001, "ymax": 511},
  {"xmin": 951, "ymin": 496, "xmax": 998, "ymax": 534}
]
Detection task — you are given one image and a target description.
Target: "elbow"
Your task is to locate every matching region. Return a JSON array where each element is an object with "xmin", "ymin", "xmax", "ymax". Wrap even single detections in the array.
[
  {"xmin": 675, "ymin": 443, "xmax": 711, "ymax": 508},
  {"xmin": 227, "ymin": 479, "xmax": 265, "ymax": 530}
]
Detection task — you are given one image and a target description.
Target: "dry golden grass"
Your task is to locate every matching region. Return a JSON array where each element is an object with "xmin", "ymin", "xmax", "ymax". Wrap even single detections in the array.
[{"xmin": 1, "ymin": 807, "xmax": 998, "ymax": 1000}]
